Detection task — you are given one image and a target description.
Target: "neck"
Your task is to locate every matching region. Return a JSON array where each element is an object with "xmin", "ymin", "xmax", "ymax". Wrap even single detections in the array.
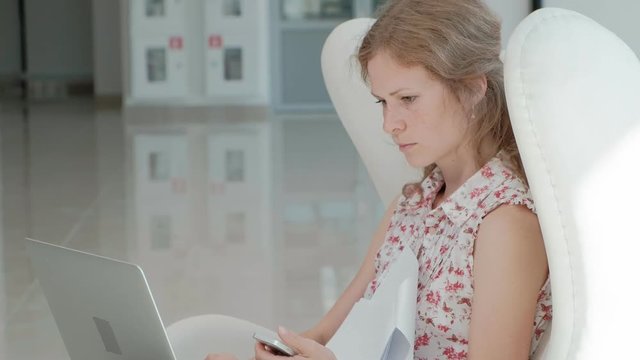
[{"xmin": 435, "ymin": 140, "xmax": 498, "ymax": 201}]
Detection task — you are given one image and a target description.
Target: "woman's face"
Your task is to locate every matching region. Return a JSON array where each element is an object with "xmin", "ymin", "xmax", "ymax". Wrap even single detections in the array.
[{"xmin": 367, "ymin": 51, "xmax": 470, "ymax": 168}]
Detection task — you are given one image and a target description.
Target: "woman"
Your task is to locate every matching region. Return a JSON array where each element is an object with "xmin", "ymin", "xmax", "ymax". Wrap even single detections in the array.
[{"xmin": 208, "ymin": 0, "xmax": 552, "ymax": 359}]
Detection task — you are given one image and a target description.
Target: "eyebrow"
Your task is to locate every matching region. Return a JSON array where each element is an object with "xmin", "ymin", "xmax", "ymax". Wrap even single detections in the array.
[{"xmin": 370, "ymin": 88, "xmax": 410, "ymax": 98}]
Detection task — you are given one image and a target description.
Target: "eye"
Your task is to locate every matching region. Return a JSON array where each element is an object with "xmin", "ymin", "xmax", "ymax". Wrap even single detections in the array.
[
  {"xmin": 401, "ymin": 96, "xmax": 417, "ymax": 104},
  {"xmin": 375, "ymin": 99, "xmax": 387, "ymax": 106}
]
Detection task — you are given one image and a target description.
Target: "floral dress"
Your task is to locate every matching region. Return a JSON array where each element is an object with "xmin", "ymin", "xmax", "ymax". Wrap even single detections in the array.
[{"xmin": 363, "ymin": 153, "xmax": 553, "ymax": 360}]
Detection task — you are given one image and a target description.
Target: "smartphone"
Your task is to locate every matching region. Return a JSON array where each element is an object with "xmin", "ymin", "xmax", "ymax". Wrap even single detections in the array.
[{"xmin": 252, "ymin": 332, "xmax": 298, "ymax": 357}]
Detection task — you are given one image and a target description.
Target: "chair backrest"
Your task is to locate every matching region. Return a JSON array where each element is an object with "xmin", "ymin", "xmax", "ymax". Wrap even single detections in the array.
[
  {"xmin": 504, "ymin": 8, "xmax": 640, "ymax": 359},
  {"xmin": 321, "ymin": 8, "xmax": 640, "ymax": 359},
  {"xmin": 321, "ymin": 18, "xmax": 421, "ymax": 207}
]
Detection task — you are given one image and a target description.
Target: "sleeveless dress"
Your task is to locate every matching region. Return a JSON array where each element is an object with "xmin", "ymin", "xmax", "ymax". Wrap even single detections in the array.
[{"xmin": 363, "ymin": 153, "xmax": 552, "ymax": 360}]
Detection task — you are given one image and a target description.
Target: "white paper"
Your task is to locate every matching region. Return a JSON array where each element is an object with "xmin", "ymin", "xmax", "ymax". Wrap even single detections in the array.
[{"xmin": 326, "ymin": 247, "xmax": 418, "ymax": 360}]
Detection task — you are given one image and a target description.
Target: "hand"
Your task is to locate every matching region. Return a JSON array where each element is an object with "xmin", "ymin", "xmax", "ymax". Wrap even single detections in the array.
[
  {"xmin": 255, "ymin": 327, "xmax": 337, "ymax": 360},
  {"xmin": 204, "ymin": 353, "xmax": 238, "ymax": 360}
]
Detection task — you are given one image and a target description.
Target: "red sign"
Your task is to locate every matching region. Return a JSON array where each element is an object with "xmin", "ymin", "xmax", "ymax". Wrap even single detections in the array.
[
  {"xmin": 210, "ymin": 182, "xmax": 225, "ymax": 194},
  {"xmin": 208, "ymin": 35, "xmax": 223, "ymax": 49},
  {"xmin": 169, "ymin": 36, "xmax": 183, "ymax": 50},
  {"xmin": 171, "ymin": 178, "xmax": 187, "ymax": 194}
]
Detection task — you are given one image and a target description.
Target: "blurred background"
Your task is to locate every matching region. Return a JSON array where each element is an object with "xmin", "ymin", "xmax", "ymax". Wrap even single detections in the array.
[{"xmin": 0, "ymin": 0, "xmax": 638, "ymax": 358}]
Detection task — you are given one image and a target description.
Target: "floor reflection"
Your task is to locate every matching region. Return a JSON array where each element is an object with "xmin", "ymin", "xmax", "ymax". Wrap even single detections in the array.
[
  {"xmin": 0, "ymin": 108, "xmax": 6, "ymax": 355},
  {"xmin": 0, "ymin": 101, "xmax": 384, "ymax": 359},
  {"xmin": 126, "ymin": 113, "xmax": 278, "ymax": 327}
]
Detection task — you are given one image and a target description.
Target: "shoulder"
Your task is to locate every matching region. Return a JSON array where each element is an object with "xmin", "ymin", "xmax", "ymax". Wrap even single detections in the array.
[
  {"xmin": 478, "ymin": 204, "xmax": 542, "ymax": 249},
  {"xmin": 475, "ymin": 204, "xmax": 547, "ymax": 276},
  {"xmin": 480, "ymin": 204, "xmax": 539, "ymax": 238}
]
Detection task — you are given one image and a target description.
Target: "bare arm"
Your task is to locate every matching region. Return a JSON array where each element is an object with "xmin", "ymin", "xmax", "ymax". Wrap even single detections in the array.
[
  {"xmin": 303, "ymin": 196, "xmax": 399, "ymax": 345},
  {"xmin": 468, "ymin": 205, "xmax": 549, "ymax": 360}
]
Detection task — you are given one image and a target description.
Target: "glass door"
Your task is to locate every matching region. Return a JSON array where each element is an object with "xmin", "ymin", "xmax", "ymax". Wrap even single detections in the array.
[
  {"xmin": 271, "ymin": 0, "xmax": 388, "ymax": 112},
  {"xmin": 281, "ymin": 0, "xmax": 354, "ymax": 21}
]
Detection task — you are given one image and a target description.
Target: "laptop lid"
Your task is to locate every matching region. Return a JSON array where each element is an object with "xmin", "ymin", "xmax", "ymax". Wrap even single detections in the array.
[{"xmin": 25, "ymin": 238, "xmax": 177, "ymax": 360}]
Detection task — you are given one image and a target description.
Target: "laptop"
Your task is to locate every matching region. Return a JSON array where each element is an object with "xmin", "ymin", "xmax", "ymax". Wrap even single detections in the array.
[{"xmin": 25, "ymin": 238, "xmax": 178, "ymax": 360}]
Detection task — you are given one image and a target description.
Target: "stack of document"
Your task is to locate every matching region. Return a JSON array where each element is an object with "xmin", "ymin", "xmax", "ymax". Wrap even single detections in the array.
[{"xmin": 327, "ymin": 247, "xmax": 418, "ymax": 360}]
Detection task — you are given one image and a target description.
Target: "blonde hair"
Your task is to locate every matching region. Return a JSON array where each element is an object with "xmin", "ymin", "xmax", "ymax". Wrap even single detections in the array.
[{"xmin": 358, "ymin": 0, "xmax": 527, "ymax": 197}]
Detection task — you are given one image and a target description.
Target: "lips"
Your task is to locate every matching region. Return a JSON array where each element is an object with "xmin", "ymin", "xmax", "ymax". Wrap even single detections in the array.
[{"xmin": 398, "ymin": 143, "xmax": 417, "ymax": 151}]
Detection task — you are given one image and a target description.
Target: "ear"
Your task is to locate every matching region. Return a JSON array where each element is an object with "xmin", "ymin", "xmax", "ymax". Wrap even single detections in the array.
[{"xmin": 469, "ymin": 74, "xmax": 488, "ymax": 107}]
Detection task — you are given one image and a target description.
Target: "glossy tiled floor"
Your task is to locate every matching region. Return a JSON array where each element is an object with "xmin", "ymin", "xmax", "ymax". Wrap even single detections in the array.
[{"xmin": 0, "ymin": 100, "xmax": 385, "ymax": 359}]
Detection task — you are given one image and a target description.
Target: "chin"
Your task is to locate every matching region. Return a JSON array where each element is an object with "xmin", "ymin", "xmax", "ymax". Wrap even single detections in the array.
[{"xmin": 405, "ymin": 156, "xmax": 432, "ymax": 169}]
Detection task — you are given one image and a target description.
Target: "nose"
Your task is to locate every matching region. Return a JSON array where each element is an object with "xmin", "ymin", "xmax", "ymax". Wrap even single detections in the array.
[{"xmin": 382, "ymin": 107, "xmax": 406, "ymax": 135}]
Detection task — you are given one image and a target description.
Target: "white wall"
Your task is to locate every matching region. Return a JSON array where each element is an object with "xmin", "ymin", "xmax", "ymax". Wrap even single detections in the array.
[
  {"xmin": 256, "ymin": 0, "xmax": 271, "ymax": 105},
  {"xmin": 25, "ymin": 0, "xmax": 93, "ymax": 79},
  {"xmin": 483, "ymin": 0, "xmax": 640, "ymax": 58},
  {"xmin": 92, "ymin": 0, "xmax": 123, "ymax": 96},
  {"xmin": 0, "ymin": 0, "xmax": 21, "ymax": 76},
  {"xmin": 544, "ymin": 0, "xmax": 640, "ymax": 57},
  {"xmin": 484, "ymin": 0, "xmax": 531, "ymax": 48},
  {"xmin": 0, "ymin": 110, "xmax": 5, "ymax": 360}
]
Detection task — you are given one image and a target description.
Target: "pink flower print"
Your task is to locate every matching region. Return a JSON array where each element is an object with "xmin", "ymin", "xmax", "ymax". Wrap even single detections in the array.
[
  {"xmin": 443, "ymin": 346, "xmax": 468, "ymax": 360},
  {"xmin": 537, "ymin": 290, "xmax": 547, "ymax": 302},
  {"xmin": 426, "ymin": 317, "xmax": 435, "ymax": 327},
  {"xmin": 389, "ymin": 235, "xmax": 400, "ymax": 245},
  {"xmin": 494, "ymin": 187, "xmax": 507, "ymax": 199},
  {"xmin": 440, "ymin": 245, "xmax": 450, "ymax": 255},
  {"xmin": 470, "ymin": 187, "xmax": 483, "ymax": 199},
  {"xmin": 433, "ymin": 267, "xmax": 444, "ymax": 280},
  {"xmin": 415, "ymin": 334, "xmax": 431, "ymax": 348},
  {"xmin": 400, "ymin": 224, "xmax": 407, "ymax": 232},
  {"xmin": 426, "ymin": 290, "xmax": 441, "ymax": 306},
  {"xmin": 438, "ymin": 324, "xmax": 450, "ymax": 333},
  {"xmin": 446, "ymin": 334, "xmax": 459, "ymax": 343},
  {"xmin": 541, "ymin": 304, "xmax": 553, "ymax": 321},
  {"xmin": 443, "ymin": 302, "xmax": 453, "ymax": 313},
  {"xmin": 425, "ymin": 258, "xmax": 432, "ymax": 271},
  {"xmin": 446, "ymin": 281, "xmax": 464, "ymax": 293},
  {"xmin": 369, "ymin": 280, "xmax": 378, "ymax": 293},
  {"xmin": 481, "ymin": 166, "xmax": 495, "ymax": 178},
  {"xmin": 471, "ymin": 185, "xmax": 490, "ymax": 199},
  {"xmin": 457, "ymin": 297, "xmax": 472, "ymax": 307}
]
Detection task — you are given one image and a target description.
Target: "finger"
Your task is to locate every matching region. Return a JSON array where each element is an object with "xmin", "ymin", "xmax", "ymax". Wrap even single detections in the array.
[
  {"xmin": 255, "ymin": 342, "xmax": 273, "ymax": 354},
  {"xmin": 254, "ymin": 342, "xmax": 287, "ymax": 360},
  {"xmin": 277, "ymin": 326, "xmax": 316, "ymax": 354},
  {"xmin": 204, "ymin": 355, "xmax": 237, "ymax": 360}
]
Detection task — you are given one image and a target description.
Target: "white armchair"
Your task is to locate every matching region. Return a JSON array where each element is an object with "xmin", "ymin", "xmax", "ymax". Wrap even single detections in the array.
[
  {"xmin": 166, "ymin": 314, "xmax": 273, "ymax": 359},
  {"xmin": 321, "ymin": 7, "xmax": 640, "ymax": 360},
  {"xmin": 505, "ymin": 8, "xmax": 640, "ymax": 358}
]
